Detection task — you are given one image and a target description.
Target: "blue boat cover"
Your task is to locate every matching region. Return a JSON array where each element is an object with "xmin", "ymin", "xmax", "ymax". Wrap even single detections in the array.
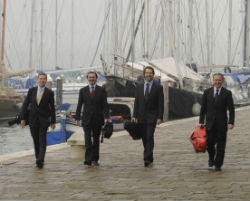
[{"xmin": 46, "ymin": 130, "xmax": 73, "ymax": 146}]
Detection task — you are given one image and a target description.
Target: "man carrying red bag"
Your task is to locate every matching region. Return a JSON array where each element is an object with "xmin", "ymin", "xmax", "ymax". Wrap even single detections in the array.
[{"xmin": 199, "ymin": 73, "xmax": 235, "ymax": 171}]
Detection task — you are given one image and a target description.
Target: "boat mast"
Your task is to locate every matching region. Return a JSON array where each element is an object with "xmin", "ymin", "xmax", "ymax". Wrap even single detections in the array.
[
  {"xmin": 70, "ymin": 0, "xmax": 74, "ymax": 69},
  {"xmin": 55, "ymin": 0, "xmax": 58, "ymax": 68},
  {"xmin": 188, "ymin": 0, "xmax": 193, "ymax": 63},
  {"xmin": 168, "ymin": 0, "xmax": 174, "ymax": 57},
  {"xmin": 1, "ymin": 0, "xmax": 6, "ymax": 63},
  {"xmin": 160, "ymin": 1, "xmax": 165, "ymax": 58},
  {"xmin": 29, "ymin": 0, "xmax": 35, "ymax": 70},
  {"xmin": 143, "ymin": 0, "xmax": 149, "ymax": 60},
  {"xmin": 131, "ymin": 0, "xmax": 135, "ymax": 77},
  {"xmin": 112, "ymin": 0, "xmax": 118, "ymax": 75},
  {"xmin": 0, "ymin": 0, "xmax": 6, "ymax": 90},
  {"xmin": 176, "ymin": 0, "xmax": 181, "ymax": 61},
  {"xmin": 243, "ymin": 0, "xmax": 250, "ymax": 66},
  {"xmin": 210, "ymin": 0, "xmax": 214, "ymax": 64},
  {"xmin": 227, "ymin": 0, "xmax": 232, "ymax": 65},
  {"xmin": 205, "ymin": 0, "xmax": 211, "ymax": 65},
  {"xmin": 40, "ymin": 0, "xmax": 44, "ymax": 70}
]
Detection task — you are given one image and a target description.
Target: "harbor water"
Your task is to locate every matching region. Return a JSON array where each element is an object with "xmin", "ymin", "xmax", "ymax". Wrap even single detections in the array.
[
  {"xmin": 0, "ymin": 93, "xmax": 79, "ymax": 155},
  {"xmin": 0, "ymin": 123, "xmax": 32, "ymax": 155}
]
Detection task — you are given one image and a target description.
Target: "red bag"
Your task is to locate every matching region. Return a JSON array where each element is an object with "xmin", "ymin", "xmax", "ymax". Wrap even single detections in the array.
[
  {"xmin": 111, "ymin": 116, "xmax": 124, "ymax": 123},
  {"xmin": 190, "ymin": 124, "xmax": 207, "ymax": 153}
]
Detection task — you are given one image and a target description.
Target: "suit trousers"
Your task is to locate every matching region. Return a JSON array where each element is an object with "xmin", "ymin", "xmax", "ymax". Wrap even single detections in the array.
[
  {"xmin": 29, "ymin": 119, "xmax": 48, "ymax": 163},
  {"xmin": 83, "ymin": 121, "xmax": 102, "ymax": 163},
  {"xmin": 207, "ymin": 123, "xmax": 227, "ymax": 168},
  {"xmin": 141, "ymin": 123, "xmax": 156, "ymax": 163}
]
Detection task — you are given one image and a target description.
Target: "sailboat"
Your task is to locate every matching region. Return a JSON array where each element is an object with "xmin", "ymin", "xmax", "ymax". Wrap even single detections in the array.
[
  {"xmin": 0, "ymin": 0, "xmax": 33, "ymax": 120},
  {"xmin": 98, "ymin": 1, "xmax": 209, "ymax": 120}
]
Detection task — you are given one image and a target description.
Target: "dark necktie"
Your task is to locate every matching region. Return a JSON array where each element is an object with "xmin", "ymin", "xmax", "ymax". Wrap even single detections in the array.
[
  {"xmin": 91, "ymin": 86, "xmax": 95, "ymax": 98},
  {"xmin": 214, "ymin": 89, "xmax": 219, "ymax": 103},
  {"xmin": 145, "ymin": 83, "xmax": 150, "ymax": 102}
]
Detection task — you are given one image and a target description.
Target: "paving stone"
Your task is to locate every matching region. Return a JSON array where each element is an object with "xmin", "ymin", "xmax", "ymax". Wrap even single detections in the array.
[{"xmin": 0, "ymin": 107, "xmax": 249, "ymax": 200}]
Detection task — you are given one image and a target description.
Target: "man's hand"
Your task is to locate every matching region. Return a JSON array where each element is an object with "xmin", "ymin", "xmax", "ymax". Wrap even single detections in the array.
[
  {"xmin": 228, "ymin": 124, "xmax": 234, "ymax": 130},
  {"xmin": 156, "ymin": 119, "xmax": 162, "ymax": 125},
  {"xmin": 75, "ymin": 120, "xmax": 80, "ymax": 126},
  {"xmin": 104, "ymin": 119, "xmax": 109, "ymax": 123},
  {"xmin": 131, "ymin": 117, "xmax": 136, "ymax": 123},
  {"xmin": 51, "ymin": 124, "xmax": 56, "ymax": 130},
  {"xmin": 21, "ymin": 120, "xmax": 26, "ymax": 128},
  {"xmin": 199, "ymin": 123, "xmax": 205, "ymax": 128}
]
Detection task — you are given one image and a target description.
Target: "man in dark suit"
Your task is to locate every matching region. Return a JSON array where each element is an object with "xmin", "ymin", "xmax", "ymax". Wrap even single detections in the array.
[
  {"xmin": 21, "ymin": 72, "xmax": 56, "ymax": 168},
  {"xmin": 199, "ymin": 73, "xmax": 235, "ymax": 171},
  {"xmin": 75, "ymin": 71, "xmax": 109, "ymax": 166},
  {"xmin": 132, "ymin": 66, "xmax": 164, "ymax": 167}
]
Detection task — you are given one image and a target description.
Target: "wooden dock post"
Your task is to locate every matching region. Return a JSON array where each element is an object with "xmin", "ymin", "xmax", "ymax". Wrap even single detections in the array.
[
  {"xmin": 56, "ymin": 78, "xmax": 63, "ymax": 106},
  {"xmin": 162, "ymin": 81, "xmax": 169, "ymax": 122}
]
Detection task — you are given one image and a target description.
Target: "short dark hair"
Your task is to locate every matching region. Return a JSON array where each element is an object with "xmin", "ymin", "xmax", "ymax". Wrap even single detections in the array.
[
  {"xmin": 143, "ymin": 66, "xmax": 155, "ymax": 75},
  {"xmin": 38, "ymin": 72, "xmax": 47, "ymax": 80},
  {"xmin": 213, "ymin": 73, "xmax": 224, "ymax": 80},
  {"xmin": 87, "ymin": 71, "xmax": 98, "ymax": 78}
]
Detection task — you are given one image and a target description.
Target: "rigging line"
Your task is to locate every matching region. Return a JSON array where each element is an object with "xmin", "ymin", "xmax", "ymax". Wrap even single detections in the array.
[
  {"xmin": 122, "ymin": 1, "xmax": 140, "ymax": 58},
  {"xmin": 42, "ymin": 1, "xmax": 55, "ymax": 68},
  {"xmin": 140, "ymin": 3, "xmax": 145, "ymax": 58},
  {"xmin": 184, "ymin": 0, "xmax": 191, "ymax": 62},
  {"xmin": 120, "ymin": 1, "xmax": 134, "ymax": 56},
  {"xmin": 140, "ymin": 0, "xmax": 145, "ymax": 53},
  {"xmin": 126, "ymin": 1, "xmax": 145, "ymax": 62},
  {"xmin": 137, "ymin": 0, "xmax": 143, "ymax": 55},
  {"xmin": 86, "ymin": 0, "xmax": 106, "ymax": 66},
  {"xmin": 213, "ymin": 0, "xmax": 228, "ymax": 43},
  {"xmin": 73, "ymin": 2, "xmax": 93, "ymax": 54},
  {"xmin": 150, "ymin": 14, "xmax": 163, "ymax": 60},
  {"xmin": 160, "ymin": 0, "xmax": 171, "ymax": 57},
  {"xmin": 22, "ymin": 1, "xmax": 32, "ymax": 63},
  {"xmin": 16, "ymin": 0, "xmax": 35, "ymax": 66},
  {"xmin": 89, "ymin": 2, "xmax": 111, "ymax": 67},
  {"xmin": 213, "ymin": 0, "xmax": 225, "ymax": 17},
  {"xmin": 150, "ymin": 2, "xmax": 162, "ymax": 59},
  {"xmin": 5, "ymin": 21, "xmax": 24, "ymax": 69},
  {"xmin": 182, "ymin": 0, "xmax": 188, "ymax": 61},
  {"xmin": 231, "ymin": 19, "xmax": 245, "ymax": 64},
  {"xmin": 42, "ymin": 0, "xmax": 54, "ymax": 32},
  {"xmin": 43, "ymin": 40, "xmax": 54, "ymax": 69},
  {"xmin": 54, "ymin": 0, "xmax": 66, "ymax": 67},
  {"xmin": 194, "ymin": 1, "xmax": 205, "ymax": 64},
  {"xmin": 6, "ymin": 23, "xmax": 23, "ymax": 68},
  {"xmin": 4, "ymin": 51, "xmax": 12, "ymax": 69},
  {"xmin": 6, "ymin": 0, "xmax": 28, "ymax": 68},
  {"xmin": 57, "ymin": 0, "xmax": 66, "ymax": 26}
]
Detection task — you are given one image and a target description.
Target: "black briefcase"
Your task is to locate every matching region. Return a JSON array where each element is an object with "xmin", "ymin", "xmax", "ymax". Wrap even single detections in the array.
[
  {"xmin": 124, "ymin": 120, "xmax": 142, "ymax": 140},
  {"xmin": 101, "ymin": 122, "xmax": 113, "ymax": 143}
]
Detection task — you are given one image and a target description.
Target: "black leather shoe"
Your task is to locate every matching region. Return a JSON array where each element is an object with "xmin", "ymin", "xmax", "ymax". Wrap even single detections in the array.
[
  {"xmin": 83, "ymin": 161, "xmax": 91, "ymax": 166},
  {"xmin": 215, "ymin": 166, "xmax": 221, "ymax": 171},
  {"xmin": 36, "ymin": 161, "xmax": 44, "ymax": 169},
  {"xmin": 144, "ymin": 161, "xmax": 153, "ymax": 167},
  {"xmin": 208, "ymin": 160, "xmax": 214, "ymax": 167},
  {"xmin": 92, "ymin": 161, "xmax": 100, "ymax": 166}
]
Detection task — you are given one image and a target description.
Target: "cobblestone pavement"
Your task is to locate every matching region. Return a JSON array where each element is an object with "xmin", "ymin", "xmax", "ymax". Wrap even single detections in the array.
[{"xmin": 0, "ymin": 107, "xmax": 249, "ymax": 201}]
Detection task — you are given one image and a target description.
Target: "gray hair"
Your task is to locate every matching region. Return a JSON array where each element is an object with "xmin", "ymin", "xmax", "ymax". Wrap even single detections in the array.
[{"xmin": 213, "ymin": 73, "xmax": 224, "ymax": 80}]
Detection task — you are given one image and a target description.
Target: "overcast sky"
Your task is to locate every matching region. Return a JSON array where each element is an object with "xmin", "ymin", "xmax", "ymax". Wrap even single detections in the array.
[{"xmin": 0, "ymin": 0, "xmax": 249, "ymax": 71}]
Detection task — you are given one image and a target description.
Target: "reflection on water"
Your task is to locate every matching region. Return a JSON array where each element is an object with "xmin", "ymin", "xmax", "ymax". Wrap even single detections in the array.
[{"xmin": 0, "ymin": 122, "xmax": 33, "ymax": 155}]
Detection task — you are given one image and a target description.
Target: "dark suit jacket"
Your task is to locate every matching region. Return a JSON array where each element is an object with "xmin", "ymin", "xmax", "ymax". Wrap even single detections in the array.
[
  {"xmin": 75, "ymin": 85, "xmax": 109, "ymax": 127},
  {"xmin": 21, "ymin": 86, "xmax": 56, "ymax": 128},
  {"xmin": 199, "ymin": 87, "xmax": 235, "ymax": 132},
  {"xmin": 133, "ymin": 81, "xmax": 164, "ymax": 125}
]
